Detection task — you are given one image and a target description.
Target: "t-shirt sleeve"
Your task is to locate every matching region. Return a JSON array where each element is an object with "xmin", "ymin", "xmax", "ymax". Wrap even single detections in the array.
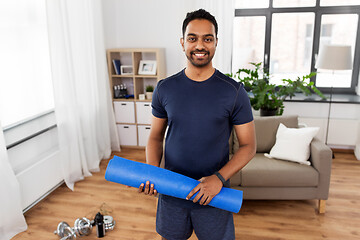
[
  {"xmin": 231, "ymin": 84, "xmax": 254, "ymax": 125},
  {"xmin": 151, "ymin": 81, "xmax": 168, "ymax": 118}
]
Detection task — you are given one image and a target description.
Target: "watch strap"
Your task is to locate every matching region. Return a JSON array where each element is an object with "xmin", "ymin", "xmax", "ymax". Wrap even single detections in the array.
[{"xmin": 214, "ymin": 171, "xmax": 226, "ymax": 186}]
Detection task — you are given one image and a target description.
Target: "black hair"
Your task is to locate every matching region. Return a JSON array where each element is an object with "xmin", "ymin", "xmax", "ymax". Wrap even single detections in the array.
[{"xmin": 182, "ymin": 9, "xmax": 218, "ymax": 37}]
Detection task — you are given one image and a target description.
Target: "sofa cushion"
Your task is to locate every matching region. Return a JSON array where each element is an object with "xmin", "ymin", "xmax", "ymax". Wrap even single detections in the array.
[
  {"xmin": 266, "ymin": 123, "xmax": 319, "ymax": 165},
  {"xmin": 240, "ymin": 153, "xmax": 319, "ymax": 187},
  {"xmin": 232, "ymin": 115, "xmax": 299, "ymax": 154},
  {"xmin": 253, "ymin": 115, "xmax": 299, "ymax": 153}
]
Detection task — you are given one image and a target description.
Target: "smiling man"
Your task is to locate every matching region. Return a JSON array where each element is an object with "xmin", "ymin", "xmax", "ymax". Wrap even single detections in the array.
[{"xmin": 140, "ymin": 9, "xmax": 256, "ymax": 240}]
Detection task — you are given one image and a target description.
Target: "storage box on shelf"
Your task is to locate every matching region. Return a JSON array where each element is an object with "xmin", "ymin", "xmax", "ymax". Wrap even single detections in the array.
[{"xmin": 106, "ymin": 48, "xmax": 166, "ymax": 148}]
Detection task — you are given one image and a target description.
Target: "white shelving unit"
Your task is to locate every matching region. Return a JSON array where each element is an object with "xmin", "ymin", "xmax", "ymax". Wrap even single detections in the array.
[{"xmin": 106, "ymin": 48, "xmax": 166, "ymax": 148}]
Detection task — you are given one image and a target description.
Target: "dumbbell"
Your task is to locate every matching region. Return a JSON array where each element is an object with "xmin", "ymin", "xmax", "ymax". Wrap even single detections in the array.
[
  {"xmin": 90, "ymin": 215, "xmax": 115, "ymax": 231},
  {"xmin": 53, "ymin": 221, "xmax": 76, "ymax": 240},
  {"xmin": 54, "ymin": 218, "xmax": 92, "ymax": 239},
  {"xmin": 74, "ymin": 217, "xmax": 92, "ymax": 236},
  {"xmin": 103, "ymin": 215, "xmax": 115, "ymax": 231}
]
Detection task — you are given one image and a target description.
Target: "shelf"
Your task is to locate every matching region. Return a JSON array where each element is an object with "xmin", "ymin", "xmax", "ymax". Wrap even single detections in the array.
[
  {"xmin": 134, "ymin": 75, "xmax": 158, "ymax": 78},
  {"xmin": 112, "ymin": 74, "xmax": 134, "ymax": 78},
  {"xmin": 115, "ymin": 122, "xmax": 136, "ymax": 125},
  {"xmin": 112, "ymin": 98, "xmax": 152, "ymax": 103},
  {"xmin": 113, "ymin": 98, "xmax": 135, "ymax": 102},
  {"xmin": 112, "ymin": 75, "xmax": 159, "ymax": 78},
  {"xmin": 107, "ymin": 48, "xmax": 165, "ymax": 148}
]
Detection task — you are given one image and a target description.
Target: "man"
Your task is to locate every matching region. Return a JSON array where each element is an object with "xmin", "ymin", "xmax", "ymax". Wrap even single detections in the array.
[{"xmin": 139, "ymin": 9, "xmax": 256, "ymax": 240}]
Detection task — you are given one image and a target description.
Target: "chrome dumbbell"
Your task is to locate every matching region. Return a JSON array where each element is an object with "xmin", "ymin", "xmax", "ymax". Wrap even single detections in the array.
[
  {"xmin": 54, "ymin": 221, "xmax": 76, "ymax": 240},
  {"xmin": 74, "ymin": 217, "xmax": 92, "ymax": 237},
  {"xmin": 54, "ymin": 218, "xmax": 92, "ymax": 239},
  {"xmin": 103, "ymin": 215, "xmax": 116, "ymax": 231}
]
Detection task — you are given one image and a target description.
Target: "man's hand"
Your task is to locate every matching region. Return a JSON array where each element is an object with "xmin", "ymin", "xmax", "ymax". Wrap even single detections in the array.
[
  {"xmin": 186, "ymin": 175, "xmax": 223, "ymax": 205},
  {"xmin": 138, "ymin": 181, "xmax": 158, "ymax": 196}
]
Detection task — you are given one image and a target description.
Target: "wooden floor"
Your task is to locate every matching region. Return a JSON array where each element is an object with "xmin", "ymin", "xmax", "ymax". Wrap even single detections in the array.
[{"xmin": 13, "ymin": 149, "xmax": 360, "ymax": 240}]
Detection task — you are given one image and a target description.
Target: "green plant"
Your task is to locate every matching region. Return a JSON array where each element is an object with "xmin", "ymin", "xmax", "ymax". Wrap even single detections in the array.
[
  {"xmin": 146, "ymin": 85, "xmax": 154, "ymax": 92},
  {"xmin": 228, "ymin": 62, "xmax": 326, "ymax": 115}
]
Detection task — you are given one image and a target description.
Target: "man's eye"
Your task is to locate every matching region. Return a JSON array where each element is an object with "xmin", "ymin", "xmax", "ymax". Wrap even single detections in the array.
[
  {"xmin": 205, "ymin": 38, "xmax": 213, "ymax": 42},
  {"xmin": 187, "ymin": 37, "xmax": 196, "ymax": 42}
]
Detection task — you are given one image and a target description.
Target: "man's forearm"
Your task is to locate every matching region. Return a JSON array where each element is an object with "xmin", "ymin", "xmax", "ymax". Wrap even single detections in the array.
[
  {"xmin": 186, "ymin": 143, "xmax": 255, "ymax": 205},
  {"xmin": 218, "ymin": 143, "xmax": 256, "ymax": 181},
  {"xmin": 146, "ymin": 138, "xmax": 164, "ymax": 167}
]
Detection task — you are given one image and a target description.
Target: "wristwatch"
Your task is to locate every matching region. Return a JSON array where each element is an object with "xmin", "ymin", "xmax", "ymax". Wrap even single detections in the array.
[{"xmin": 214, "ymin": 171, "xmax": 226, "ymax": 186}]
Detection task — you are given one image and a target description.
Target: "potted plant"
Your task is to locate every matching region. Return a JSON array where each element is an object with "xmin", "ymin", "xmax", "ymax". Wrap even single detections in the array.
[
  {"xmin": 228, "ymin": 62, "xmax": 326, "ymax": 116},
  {"xmin": 145, "ymin": 85, "xmax": 154, "ymax": 100}
]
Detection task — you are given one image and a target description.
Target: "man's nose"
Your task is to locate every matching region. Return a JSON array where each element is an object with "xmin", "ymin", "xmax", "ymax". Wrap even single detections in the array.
[{"xmin": 195, "ymin": 39, "xmax": 205, "ymax": 50}]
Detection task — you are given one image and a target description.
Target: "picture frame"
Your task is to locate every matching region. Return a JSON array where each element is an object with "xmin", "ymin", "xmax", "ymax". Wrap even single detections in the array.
[
  {"xmin": 138, "ymin": 60, "xmax": 157, "ymax": 75},
  {"xmin": 120, "ymin": 65, "xmax": 133, "ymax": 75}
]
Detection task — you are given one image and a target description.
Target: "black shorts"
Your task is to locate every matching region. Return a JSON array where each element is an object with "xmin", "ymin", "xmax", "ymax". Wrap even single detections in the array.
[{"xmin": 156, "ymin": 194, "xmax": 235, "ymax": 240}]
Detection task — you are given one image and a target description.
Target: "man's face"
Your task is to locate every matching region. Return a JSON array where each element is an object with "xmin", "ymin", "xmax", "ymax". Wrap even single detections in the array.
[{"xmin": 181, "ymin": 19, "xmax": 217, "ymax": 68}]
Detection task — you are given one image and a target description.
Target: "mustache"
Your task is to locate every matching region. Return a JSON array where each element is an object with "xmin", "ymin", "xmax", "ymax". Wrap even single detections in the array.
[{"xmin": 191, "ymin": 50, "xmax": 209, "ymax": 54}]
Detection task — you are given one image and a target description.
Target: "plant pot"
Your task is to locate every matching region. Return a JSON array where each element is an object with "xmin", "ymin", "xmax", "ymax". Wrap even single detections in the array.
[
  {"xmin": 260, "ymin": 108, "xmax": 278, "ymax": 117},
  {"xmin": 146, "ymin": 92, "xmax": 153, "ymax": 100}
]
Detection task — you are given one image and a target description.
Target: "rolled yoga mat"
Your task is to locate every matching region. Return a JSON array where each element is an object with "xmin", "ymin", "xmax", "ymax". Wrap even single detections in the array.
[{"xmin": 105, "ymin": 156, "xmax": 243, "ymax": 213}]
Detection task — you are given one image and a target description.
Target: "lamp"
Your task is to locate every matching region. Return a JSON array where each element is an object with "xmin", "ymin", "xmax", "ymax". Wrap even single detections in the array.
[{"xmin": 315, "ymin": 45, "xmax": 353, "ymax": 145}]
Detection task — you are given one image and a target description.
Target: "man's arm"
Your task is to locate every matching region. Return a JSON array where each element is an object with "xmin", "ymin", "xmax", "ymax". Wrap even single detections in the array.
[
  {"xmin": 139, "ymin": 116, "xmax": 167, "ymax": 195},
  {"xmin": 146, "ymin": 116, "xmax": 167, "ymax": 166},
  {"xmin": 218, "ymin": 121, "xmax": 256, "ymax": 181},
  {"xmin": 186, "ymin": 120, "xmax": 256, "ymax": 205}
]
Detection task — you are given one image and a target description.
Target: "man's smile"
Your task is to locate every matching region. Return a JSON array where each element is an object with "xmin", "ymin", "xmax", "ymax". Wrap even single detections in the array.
[{"xmin": 192, "ymin": 51, "xmax": 209, "ymax": 59}]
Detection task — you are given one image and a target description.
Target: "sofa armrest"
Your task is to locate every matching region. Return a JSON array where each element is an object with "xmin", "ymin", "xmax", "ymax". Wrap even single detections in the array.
[{"xmin": 310, "ymin": 138, "xmax": 333, "ymax": 199}]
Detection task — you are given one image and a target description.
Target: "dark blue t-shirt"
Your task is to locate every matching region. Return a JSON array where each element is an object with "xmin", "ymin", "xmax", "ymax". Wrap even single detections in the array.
[{"xmin": 152, "ymin": 69, "xmax": 253, "ymax": 180}]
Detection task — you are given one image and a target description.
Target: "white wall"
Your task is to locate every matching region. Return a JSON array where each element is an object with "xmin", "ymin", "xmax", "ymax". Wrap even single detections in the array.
[{"xmin": 102, "ymin": 0, "xmax": 197, "ymax": 77}]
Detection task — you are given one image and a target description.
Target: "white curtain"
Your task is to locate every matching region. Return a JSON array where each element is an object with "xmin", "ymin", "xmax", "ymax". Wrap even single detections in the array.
[
  {"xmin": 46, "ymin": 0, "xmax": 120, "ymax": 190},
  {"xmin": 194, "ymin": 0, "xmax": 235, "ymax": 74},
  {"xmin": 0, "ymin": 122, "xmax": 27, "ymax": 240}
]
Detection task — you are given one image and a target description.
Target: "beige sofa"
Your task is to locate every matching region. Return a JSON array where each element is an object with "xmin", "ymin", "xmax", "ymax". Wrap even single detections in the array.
[{"xmin": 229, "ymin": 115, "xmax": 333, "ymax": 213}]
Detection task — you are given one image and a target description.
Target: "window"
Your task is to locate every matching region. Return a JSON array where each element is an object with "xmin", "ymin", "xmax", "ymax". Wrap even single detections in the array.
[
  {"xmin": 232, "ymin": 17, "xmax": 266, "ymax": 71},
  {"xmin": 273, "ymin": 0, "xmax": 316, "ymax": 8},
  {"xmin": 316, "ymin": 14, "xmax": 358, "ymax": 88},
  {"xmin": 0, "ymin": 0, "xmax": 54, "ymax": 128},
  {"xmin": 270, "ymin": 13, "xmax": 315, "ymax": 84},
  {"xmin": 234, "ymin": 0, "xmax": 269, "ymax": 9},
  {"xmin": 233, "ymin": 1, "xmax": 360, "ymax": 94},
  {"xmin": 320, "ymin": 0, "xmax": 360, "ymax": 6}
]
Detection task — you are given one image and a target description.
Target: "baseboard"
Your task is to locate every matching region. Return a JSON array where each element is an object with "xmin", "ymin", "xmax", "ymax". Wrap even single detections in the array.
[{"xmin": 23, "ymin": 180, "xmax": 64, "ymax": 214}]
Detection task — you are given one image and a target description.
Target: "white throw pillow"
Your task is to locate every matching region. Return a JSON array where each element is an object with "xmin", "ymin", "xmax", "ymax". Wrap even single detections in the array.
[{"xmin": 265, "ymin": 123, "xmax": 319, "ymax": 165}]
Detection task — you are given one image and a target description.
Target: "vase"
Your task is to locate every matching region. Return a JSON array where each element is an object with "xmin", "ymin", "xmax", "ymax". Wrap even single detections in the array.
[
  {"xmin": 260, "ymin": 108, "xmax": 278, "ymax": 116},
  {"xmin": 146, "ymin": 92, "xmax": 153, "ymax": 100}
]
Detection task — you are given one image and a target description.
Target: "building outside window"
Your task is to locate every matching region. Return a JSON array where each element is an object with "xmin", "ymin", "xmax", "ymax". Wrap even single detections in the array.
[{"xmin": 233, "ymin": 0, "xmax": 360, "ymax": 94}]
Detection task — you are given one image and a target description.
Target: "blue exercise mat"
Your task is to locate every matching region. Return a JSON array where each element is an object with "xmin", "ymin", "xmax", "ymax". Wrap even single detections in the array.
[{"xmin": 105, "ymin": 156, "xmax": 243, "ymax": 213}]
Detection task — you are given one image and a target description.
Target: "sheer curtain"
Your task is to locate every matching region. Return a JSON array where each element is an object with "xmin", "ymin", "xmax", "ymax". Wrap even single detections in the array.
[
  {"xmin": 194, "ymin": 0, "xmax": 235, "ymax": 74},
  {"xmin": 0, "ymin": 121, "xmax": 27, "ymax": 240},
  {"xmin": 46, "ymin": 0, "xmax": 120, "ymax": 190}
]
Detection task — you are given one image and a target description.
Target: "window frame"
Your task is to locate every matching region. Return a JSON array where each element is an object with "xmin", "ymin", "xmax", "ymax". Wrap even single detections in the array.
[{"xmin": 234, "ymin": 0, "xmax": 360, "ymax": 94}]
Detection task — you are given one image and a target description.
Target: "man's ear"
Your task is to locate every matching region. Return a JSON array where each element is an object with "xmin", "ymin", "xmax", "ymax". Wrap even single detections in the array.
[
  {"xmin": 215, "ymin": 38, "xmax": 218, "ymax": 47},
  {"xmin": 180, "ymin": 37, "xmax": 185, "ymax": 51}
]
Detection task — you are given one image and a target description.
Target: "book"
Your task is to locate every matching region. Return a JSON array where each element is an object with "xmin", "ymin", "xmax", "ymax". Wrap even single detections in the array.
[{"xmin": 112, "ymin": 59, "xmax": 121, "ymax": 75}]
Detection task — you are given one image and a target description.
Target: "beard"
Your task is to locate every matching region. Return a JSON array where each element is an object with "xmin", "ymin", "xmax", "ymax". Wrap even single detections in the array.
[{"xmin": 186, "ymin": 50, "xmax": 214, "ymax": 67}]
